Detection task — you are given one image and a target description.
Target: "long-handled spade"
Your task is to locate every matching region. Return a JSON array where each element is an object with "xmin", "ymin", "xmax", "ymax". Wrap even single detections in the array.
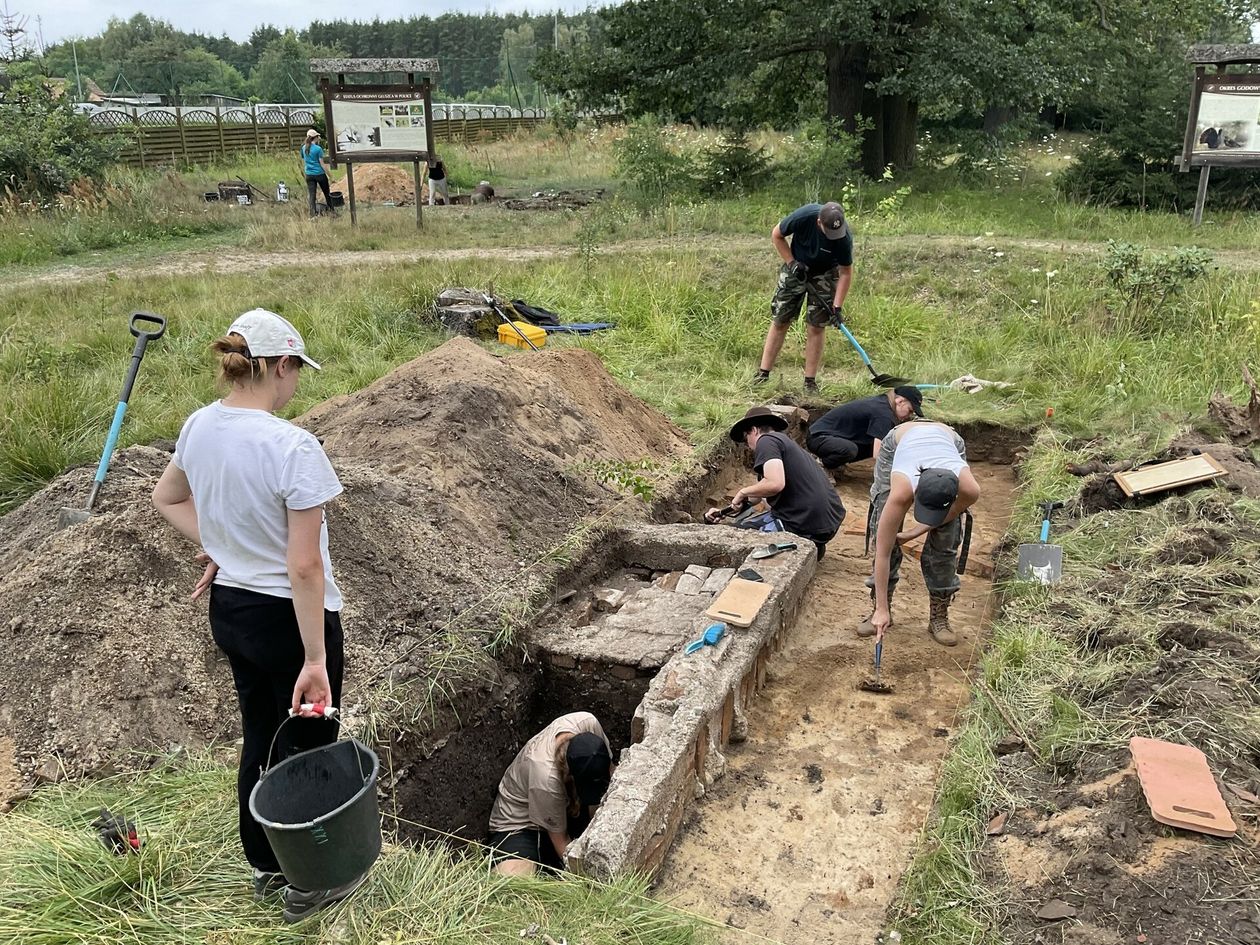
[
  {"xmin": 859, "ymin": 639, "xmax": 894, "ymax": 695},
  {"xmin": 803, "ymin": 284, "xmax": 909, "ymax": 387},
  {"xmin": 59, "ymin": 312, "xmax": 166, "ymax": 528}
]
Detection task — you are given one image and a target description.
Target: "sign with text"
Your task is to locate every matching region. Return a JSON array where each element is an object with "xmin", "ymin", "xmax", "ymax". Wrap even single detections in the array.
[
  {"xmin": 329, "ymin": 90, "xmax": 428, "ymax": 156},
  {"xmin": 1183, "ymin": 73, "xmax": 1260, "ymax": 167}
]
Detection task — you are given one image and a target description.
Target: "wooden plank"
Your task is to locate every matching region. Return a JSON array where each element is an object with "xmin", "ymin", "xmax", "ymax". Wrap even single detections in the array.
[{"xmin": 1113, "ymin": 454, "xmax": 1228, "ymax": 497}]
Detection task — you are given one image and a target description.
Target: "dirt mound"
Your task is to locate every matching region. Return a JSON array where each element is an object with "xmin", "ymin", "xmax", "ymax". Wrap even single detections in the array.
[
  {"xmin": 330, "ymin": 163, "xmax": 423, "ymax": 206},
  {"xmin": 0, "ymin": 340, "xmax": 690, "ymax": 788}
]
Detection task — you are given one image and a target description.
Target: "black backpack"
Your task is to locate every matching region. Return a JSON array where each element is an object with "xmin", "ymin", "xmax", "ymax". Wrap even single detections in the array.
[{"xmin": 508, "ymin": 300, "xmax": 562, "ymax": 327}]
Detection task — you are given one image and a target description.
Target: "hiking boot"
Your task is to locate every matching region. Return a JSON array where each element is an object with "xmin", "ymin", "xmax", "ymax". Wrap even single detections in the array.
[
  {"xmin": 252, "ymin": 869, "xmax": 288, "ymax": 901},
  {"xmin": 282, "ymin": 874, "xmax": 368, "ymax": 923},
  {"xmin": 753, "ymin": 369, "xmax": 771, "ymax": 386},
  {"xmin": 928, "ymin": 595, "xmax": 958, "ymax": 647},
  {"xmin": 857, "ymin": 600, "xmax": 892, "ymax": 638},
  {"xmin": 804, "ymin": 376, "xmax": 819, "ymax": 394}
]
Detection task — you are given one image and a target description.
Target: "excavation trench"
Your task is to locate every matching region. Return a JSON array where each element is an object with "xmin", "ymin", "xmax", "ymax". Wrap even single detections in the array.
[
  {"xmin": 653, "ymin": 423, "xmax": 1023, "ymax": 942},
  {"xmin": 382, "ymin": 416, "xmax": 1024, "ymax": 918}
]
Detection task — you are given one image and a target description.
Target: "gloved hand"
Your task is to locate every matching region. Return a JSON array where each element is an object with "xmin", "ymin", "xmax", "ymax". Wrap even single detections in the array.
[
  {"xmin": 829, "ymin": 304, "xmax": 845, "ymax": 329},
  {"xmin": 786, "ymin": 261, "xmax": 809, "ymax": 281}
]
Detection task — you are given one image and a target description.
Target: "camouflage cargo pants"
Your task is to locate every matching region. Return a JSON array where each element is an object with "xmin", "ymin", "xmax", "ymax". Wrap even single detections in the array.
[
  {"xmin": 863, "ymin": 490, "xmax": 962, "ymax": 598},
  {"xmin": 770, "ymin": 264, "xmax": 838, "ymax": 327}
]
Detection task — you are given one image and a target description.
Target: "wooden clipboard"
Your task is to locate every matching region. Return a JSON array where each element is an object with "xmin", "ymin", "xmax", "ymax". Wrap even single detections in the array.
[
  {"xmin": 705, "ymin": 578, "xmax": 773, "ymax": 628},
  {"xmin": 1113, "ymin": 454, "xmax": 1227, "ymax": 497}
]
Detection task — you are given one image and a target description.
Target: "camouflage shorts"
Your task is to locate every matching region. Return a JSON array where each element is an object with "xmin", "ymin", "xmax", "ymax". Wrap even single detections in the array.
[{"xmin": 770, "ymin": 264, "xmax": 838, "ymax": 327}]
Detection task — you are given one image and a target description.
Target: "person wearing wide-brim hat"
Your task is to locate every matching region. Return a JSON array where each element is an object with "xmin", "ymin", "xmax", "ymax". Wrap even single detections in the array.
[
  {"xmin": 488, "ymin": 712, "xmax": 614, "ymax": 876},
  {"xmin": 300, "ymin": 129, "xmax": 335, "ymax": 217},
  {"xmin": 705, "ymin": 406, "xmax": 845, "ymax": 558}
]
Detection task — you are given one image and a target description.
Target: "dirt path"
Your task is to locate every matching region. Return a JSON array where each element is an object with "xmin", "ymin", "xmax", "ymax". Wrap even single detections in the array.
[
  {"xmin": 654, "ymin": 459, "xmax": 1016, "ymax": 943},
  {"xmin": 7, "ymin": 233, "xmax": 1258, "ymax": 296}
]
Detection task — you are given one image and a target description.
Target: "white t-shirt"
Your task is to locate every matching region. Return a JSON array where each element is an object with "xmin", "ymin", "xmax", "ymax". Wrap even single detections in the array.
[
  {"xmin": 889, "ymin": 423, "xmax": 968, "ymax": 491},
  {"xmin": 173, "ymin": 401, "xmax": 344, "ymax": 611}
]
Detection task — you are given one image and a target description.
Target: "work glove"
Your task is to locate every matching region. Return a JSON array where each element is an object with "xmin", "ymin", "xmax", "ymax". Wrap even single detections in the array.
[
  {"xmin": 786, "ymin": 261, "xmax": 809, "ymax": 281},
  {"xmin": 829, "ymin": 305, "xmax": 845, "ymax": 329}
]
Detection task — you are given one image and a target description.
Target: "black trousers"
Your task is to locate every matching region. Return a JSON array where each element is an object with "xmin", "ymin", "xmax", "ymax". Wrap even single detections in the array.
[
  {"xmin": 807, "ymin": 430, "xmax": 872, "ymax": 469},
  {"xmin": 306, "ymin": 173, "xmax": 333, "ymax": 216},
  {"xmin": 209, "ymin": 584, "xmax": 345, "ymax": 874}
]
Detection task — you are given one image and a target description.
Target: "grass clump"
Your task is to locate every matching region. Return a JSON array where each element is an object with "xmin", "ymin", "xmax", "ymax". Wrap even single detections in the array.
[{"xmin": 2, "ymin": 756, "xmax": 704, "ymax": 945}]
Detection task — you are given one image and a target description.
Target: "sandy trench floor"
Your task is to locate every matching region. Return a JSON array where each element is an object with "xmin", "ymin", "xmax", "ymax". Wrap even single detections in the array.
[{"xmin": 654, "ymin": 459, "xmax": 1017, "ymax": 943}]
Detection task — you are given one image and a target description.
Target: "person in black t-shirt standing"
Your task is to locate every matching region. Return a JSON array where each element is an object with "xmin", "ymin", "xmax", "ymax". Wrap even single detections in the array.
[
  {"xmin": 706, "ymin": 406, "xmax": 845, "ymax": 558},
  {"xmin": 756, "ymin": 201, "xmax": 854, "ymax": 393},
  {"xmin": 807, "ymin": 387, "xmax": 923, "ymax": 478}
]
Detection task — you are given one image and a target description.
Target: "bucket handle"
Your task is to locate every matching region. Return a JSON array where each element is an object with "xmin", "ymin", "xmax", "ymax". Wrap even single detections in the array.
[{"xmin": 260, "ymin": 706, "xmax": 367, "ymax": 788}]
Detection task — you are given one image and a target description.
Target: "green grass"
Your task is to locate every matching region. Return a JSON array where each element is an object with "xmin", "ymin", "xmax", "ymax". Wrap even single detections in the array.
[{"xmin": 0, "ymin": 756, "xmax": 704, "ymax": 945}]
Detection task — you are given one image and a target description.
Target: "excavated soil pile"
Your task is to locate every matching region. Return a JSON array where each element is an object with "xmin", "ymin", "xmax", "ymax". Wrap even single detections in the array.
[
  {"xmin": 0, "ymin": 338, "xmax": 689, "ymax": 790},
  {"xmin": 330, "ymin": 164, "xmax": 424, "ymax": 206}
]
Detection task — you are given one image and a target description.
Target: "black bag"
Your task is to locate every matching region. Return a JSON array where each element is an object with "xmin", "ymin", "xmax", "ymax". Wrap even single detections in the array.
[{"xmin": 508, "ymin": 300, "xmax": 562, "ymax": 327}]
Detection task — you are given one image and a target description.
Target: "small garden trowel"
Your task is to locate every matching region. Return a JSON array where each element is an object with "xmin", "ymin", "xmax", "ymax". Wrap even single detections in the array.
[{"xmin": 1017, "ymin": 500, "xmax": 1064, "ymax": 584}]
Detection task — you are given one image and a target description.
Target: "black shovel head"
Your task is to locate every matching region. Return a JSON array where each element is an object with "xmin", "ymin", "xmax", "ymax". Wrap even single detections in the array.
[
  {"xmin": 871, "ymin": 373, "xmax": 912, "ymax": 387},
  {"xmin": 1017, "ymin": 543, "xmax": 1063, "ymax": 584}
]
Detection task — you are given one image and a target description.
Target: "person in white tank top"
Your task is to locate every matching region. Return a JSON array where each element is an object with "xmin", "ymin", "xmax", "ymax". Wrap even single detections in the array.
[{"xmin": 859, "ymin": 420, "xmax": 980, "ymax": 647}]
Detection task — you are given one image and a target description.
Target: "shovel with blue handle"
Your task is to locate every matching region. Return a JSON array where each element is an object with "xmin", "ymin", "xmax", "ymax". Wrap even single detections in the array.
[
  {"xmin": 59, "ymin": 312, "xmax": 167, "ymax": 528},
  {"xmin": 1017, "ymin": 500, "xmax": 1064, "ymax": 585}
]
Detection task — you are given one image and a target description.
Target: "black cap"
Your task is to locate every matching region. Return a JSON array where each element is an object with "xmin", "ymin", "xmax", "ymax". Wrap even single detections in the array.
[
  {"xmin": 818, "ymin": 202, "xmax": 848, "ymax": 240},
  {"xmin": 914, "ymin": 468, "xmax": 960, "ymax": 527},
  {"xmin": 892, "ymin": 386, "xmax": 924, "ymax": 416},
  {"xmin": 729, "ymin": 406, "xmax": 789, "ymax": 442},
  {"xmin": 566, "ymin": 733, "xmax": 612, "ymax": 806}
]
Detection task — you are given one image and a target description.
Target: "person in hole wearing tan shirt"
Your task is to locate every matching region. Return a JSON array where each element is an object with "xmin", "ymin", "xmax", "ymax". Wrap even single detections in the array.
[{"xmin": 488, "ymin": 712, "xmax": 613, "ymax": 875}]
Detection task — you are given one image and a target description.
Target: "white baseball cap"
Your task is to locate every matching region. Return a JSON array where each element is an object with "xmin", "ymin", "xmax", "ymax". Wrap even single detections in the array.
[{"xmin": 227, "ymin": 308, "xmax": 321, "ymax": 370}]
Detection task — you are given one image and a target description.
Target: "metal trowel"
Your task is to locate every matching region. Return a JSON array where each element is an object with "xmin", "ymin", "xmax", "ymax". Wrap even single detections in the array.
[{"xmin": 1017, "ymin": 500, "xmax": 1064, "ymax": 584}]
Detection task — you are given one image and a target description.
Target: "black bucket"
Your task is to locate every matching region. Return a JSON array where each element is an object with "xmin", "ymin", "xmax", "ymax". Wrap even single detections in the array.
[{"xmin": 249, "ymin": 737, "xmax": 382, "ymax": 891}]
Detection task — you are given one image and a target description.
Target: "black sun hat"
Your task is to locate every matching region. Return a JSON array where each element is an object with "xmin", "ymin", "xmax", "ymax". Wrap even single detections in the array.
[
  {"xmin": 566, "ymin": 733, "xmax": 612, "ymax": 806},
  {"xmin": 729, "ymin": 406, "xmax": 789, "ymax": 443}
]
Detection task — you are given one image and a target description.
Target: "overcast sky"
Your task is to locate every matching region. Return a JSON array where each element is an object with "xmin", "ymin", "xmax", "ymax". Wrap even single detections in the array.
[{"xmin": 37, "ymin": 1, "xmax": 596, "ymax": 47}]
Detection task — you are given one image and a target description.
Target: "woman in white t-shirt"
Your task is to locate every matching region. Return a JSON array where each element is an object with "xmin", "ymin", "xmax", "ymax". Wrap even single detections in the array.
[{"xmin": 152, "ymin": 309, "xmax": 359, "ymax": 921}]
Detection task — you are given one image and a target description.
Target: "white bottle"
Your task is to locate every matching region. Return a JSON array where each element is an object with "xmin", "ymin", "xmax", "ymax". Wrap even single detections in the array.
[{"xmin": 276, "ymin": 181, "xmax": 289, "ymax": 203}]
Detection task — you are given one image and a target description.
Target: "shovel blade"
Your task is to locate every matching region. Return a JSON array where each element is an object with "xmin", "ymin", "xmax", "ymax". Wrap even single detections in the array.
[
  {"xmin": 870, "ymin": 373, "xmax": 911, "ymax": 387},
  {"xmin": 58, "ymin": 507, "xmax": 91, "ymax": 529},
  {"xmin": 1017, "ymin": 543, "xmax": 1062, "ymax": 584}
]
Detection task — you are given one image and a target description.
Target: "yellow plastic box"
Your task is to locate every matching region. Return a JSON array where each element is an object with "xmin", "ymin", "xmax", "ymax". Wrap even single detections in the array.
[{"xmin": 497, "ymin": 320, "xmax": 547, "ymax": 349}]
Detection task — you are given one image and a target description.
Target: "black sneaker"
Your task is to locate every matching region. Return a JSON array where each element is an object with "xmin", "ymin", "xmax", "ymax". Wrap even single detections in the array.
[
  {"xmin": 804, "ymin": 377, "xmax": 819, "ymax": 394},
  {"xmin": 252, "ymin": 869, "xmax": 288, "ymax": 901},
  {"xmin": 753, "ymin": 369, "xmax": 771, "ymax": 386},
  {"xmin": 282, "ymin": 874, "xmax": 367, "ymax": 923}
]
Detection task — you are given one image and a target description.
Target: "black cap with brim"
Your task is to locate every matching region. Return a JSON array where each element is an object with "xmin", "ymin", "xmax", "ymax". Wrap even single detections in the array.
[
  {"xmin": 729, "ymin": 406, "xmax": 789, "ymax": 442},
  {"xmin": 893, "ymin": 385, "xmax": 924, "ymax": 417},
  {"xmin": 914, "ymin": 468, "xmax": 959, "ymax": 527},
  {"xmin": 567, "ymin": 733, "xmax": 612, "ymax": 806}
]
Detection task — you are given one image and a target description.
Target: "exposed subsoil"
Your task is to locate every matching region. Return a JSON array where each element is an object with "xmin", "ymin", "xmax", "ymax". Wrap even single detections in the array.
[
  {"xmin": 985, "ymin": 482, "xmax": 1260, "ymax": 945},
  {"xmin": 654, "ymin": 458, "xmax": 1017, "ymax": 942},
  {"xmin": 0, "ymin": 338, "xmax": 690, "ymax": 791},
  {"xmin": 330, "ymin": 163, "xmax": 425, "ymax": 206}
]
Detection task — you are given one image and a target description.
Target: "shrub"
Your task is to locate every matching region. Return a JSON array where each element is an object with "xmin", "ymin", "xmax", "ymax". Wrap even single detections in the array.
[
  {"xmin": 694, "ymin": 132, "xmax": 770, "ymax": 196},
  {"xmin": 612, "ymin": 115, "xmax": 699, "ymax": 202},
  {"xmin": 1058, "ymin": 142, "xmax": 1260, "ymax": 211},
  {"xmin": 0, "ymin": 76, "xmax": 124, "ymax": 201},
  {"xmin": 771, "ymin": 119, "xmax": 862, "ymax": 201}
]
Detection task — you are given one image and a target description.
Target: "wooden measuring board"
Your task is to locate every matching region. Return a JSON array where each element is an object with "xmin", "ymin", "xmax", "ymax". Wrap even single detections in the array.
[
  {"xmin": 1113, "ymin": 454, "xmax": 1227, "ymax": 497},
  {"xmin": 705, "ymin": 578, "xmax": 773, "ymax": 628},
  {"xmin": 1129, "ymin": 737, "xmax": 1237, "ymax": 838}
]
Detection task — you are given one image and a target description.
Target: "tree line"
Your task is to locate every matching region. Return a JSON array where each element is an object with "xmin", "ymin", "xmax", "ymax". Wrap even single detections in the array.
[{"xmin": 32, "ymin": 12, "xmax": 595, "ymax": 105}]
